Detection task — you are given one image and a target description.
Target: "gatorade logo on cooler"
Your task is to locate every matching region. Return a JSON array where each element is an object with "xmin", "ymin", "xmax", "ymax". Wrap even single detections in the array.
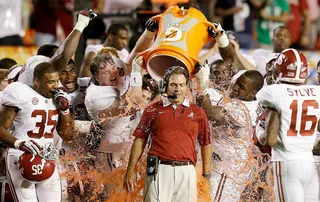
[{"xmin": 140, "ymin": 6, "xmax": 216, "ymax": 81}]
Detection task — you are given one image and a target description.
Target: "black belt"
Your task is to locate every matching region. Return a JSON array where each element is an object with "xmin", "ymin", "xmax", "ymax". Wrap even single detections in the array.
[{"xmin": 160, "ymin": 160, "xmax": 193, "ymax": 166}]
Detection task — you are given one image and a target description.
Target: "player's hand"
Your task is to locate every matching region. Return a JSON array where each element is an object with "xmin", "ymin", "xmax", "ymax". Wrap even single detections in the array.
[
  {"xmin": 124, "ymin": 171, "xmax": 137, "ymax": 193},
  {"xmin": 145, "ymin": 18, "xmax": 158, "ymax": 32},
  {"xmin": 14, "ymin": 140, "xmax": 43, "ymax": 155},
  {"xmin": 229, "ymin": 39, "xmax": 240, "ymax": 52},
  {"xmin": 78, "ymin": 8, "xmax": 97, "ymax": 27},
  {"xmin": 208, "ymin": 23, "xmax": 224, "ymax": 39},
  {"xmin": 52, "ymin": 89, "xmax": 70, "ymax": 114},
  {"xmin": 194, "ymin": 60, "xmax": 210, "ymax": 89}
]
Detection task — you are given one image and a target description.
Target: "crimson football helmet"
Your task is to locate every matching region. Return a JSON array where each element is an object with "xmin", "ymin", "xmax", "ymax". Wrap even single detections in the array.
[
  {"xmin": 17, "ymin": 143, "xmax": 57, "ymax": 183},
  {"xmin": 272, "ymin": 48, "xmax": 308, "ymax": 84}
]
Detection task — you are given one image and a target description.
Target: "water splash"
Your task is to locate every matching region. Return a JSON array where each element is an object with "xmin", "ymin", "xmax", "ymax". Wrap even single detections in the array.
[{"xmin": 59, "ymin": 85, "xmax": 275, "ymax": 202}]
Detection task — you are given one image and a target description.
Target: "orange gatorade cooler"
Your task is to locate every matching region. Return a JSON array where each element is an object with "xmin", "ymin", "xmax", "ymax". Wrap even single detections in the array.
[{"xmin": 140, "ymin": 6, "xmax": 216, "ymax": 81}]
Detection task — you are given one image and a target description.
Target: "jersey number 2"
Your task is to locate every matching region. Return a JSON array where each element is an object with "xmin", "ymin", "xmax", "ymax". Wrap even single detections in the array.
[
  {"xmin": 27, "ymin": 110, "xmax": 58, "ymax": 139},
  {"xmin": 288, "ymin": 100, "xmax": 319, "ymax": 136}
]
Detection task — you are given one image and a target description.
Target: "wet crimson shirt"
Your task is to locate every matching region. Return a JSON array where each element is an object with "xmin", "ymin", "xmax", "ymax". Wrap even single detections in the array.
[{"xmin": 133, "ymin": 99, "xmax": 211, "ymax": 164}]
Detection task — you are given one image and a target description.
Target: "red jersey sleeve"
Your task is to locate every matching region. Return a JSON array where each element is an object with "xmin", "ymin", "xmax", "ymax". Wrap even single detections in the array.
[
  {"xmin": 133, "ymin": 102, "xmax": 158, "ymax": 140},
  {"xmin": 194, "ymin": 105, "xmax": 211, "ymax": 146}
]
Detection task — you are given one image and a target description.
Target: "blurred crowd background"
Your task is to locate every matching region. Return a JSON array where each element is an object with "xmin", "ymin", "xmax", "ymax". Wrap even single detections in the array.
[{"xmin": 1, "ymin": 0, "xmax": 320, "ymax": 68}]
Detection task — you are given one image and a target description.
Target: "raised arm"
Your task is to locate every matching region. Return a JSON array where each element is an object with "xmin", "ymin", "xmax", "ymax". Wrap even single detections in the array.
[
  {"xmin": 126, "ymin": 18, "xmax": 157, "ymax": 65},
  {"xmin": 208, "ymin": 24, "xmax": 244, "ymax": 71},
  {"xmin": 80, "ymin": 51, "xmax": 96, "ymax": 77},
  {"xmin": 49, "ymin": 9, "xmax": 97, "ymax": 72},
  {"xmin": 229, "ymin": 39, "xmax": 256, "ymax": 70}
]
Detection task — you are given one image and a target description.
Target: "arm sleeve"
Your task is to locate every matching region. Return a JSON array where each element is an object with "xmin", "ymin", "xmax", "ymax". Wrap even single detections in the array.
[
  {"xmin": 133, "ymin": 104, "xmax": 158, "ymax": 140},
  {"xmin": 196, "ymin": 107, "xmax": 211, "ymax": 146}
]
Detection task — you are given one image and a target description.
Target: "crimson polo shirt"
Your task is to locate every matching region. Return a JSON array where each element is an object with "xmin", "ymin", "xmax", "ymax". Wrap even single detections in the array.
[{"xmin": 133, "ymin": 98, "xmax": 211, "ymax": 164}]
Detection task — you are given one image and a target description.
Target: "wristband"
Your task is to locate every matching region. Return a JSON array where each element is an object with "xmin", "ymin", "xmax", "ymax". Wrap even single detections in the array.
[
  {"xmin": 60, "ymin": 108, "xmax": 70, "ymax": 116},
  {"xmin": 217, "ymin": 33, "xmax": 229, "ymax": 48},
  {"xmin": 143, "ymin": 29, "xmax": 156, "ymax": 39},
  {"xmin": 74, "ymin": 21, "xmax": 86, "ymax": 33},
  {"xmin": 130, "ymin": 72, "xmax": 142, "ymax": 87},
  {"xmin": 14, "ymin": 139, "xmax": 24, "ymax": 149}
]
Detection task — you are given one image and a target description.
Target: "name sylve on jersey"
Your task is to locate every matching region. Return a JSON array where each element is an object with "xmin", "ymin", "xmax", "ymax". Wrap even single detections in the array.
[{"xmin": 287, "ymin": 87, "xmax": 317, "ymax": 97}]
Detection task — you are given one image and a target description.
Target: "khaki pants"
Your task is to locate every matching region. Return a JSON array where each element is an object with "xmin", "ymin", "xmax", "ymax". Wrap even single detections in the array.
[{"xmin": 143, "ymin": 164, "xmax": 197, "ymax": 202}]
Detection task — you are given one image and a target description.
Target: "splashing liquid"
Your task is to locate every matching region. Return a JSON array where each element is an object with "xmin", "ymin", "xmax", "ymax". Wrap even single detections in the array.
[{"xmin": 59, "ymin": 88, "xmax": 275, "ymax": 202}]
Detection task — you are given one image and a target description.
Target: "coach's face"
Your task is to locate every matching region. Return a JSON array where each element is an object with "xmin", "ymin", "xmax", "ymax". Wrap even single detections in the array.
[
  {"xmin": 35, "ymin": 72, "xmax": 59, "ymax": 98},
  {"xmin": 166, "ymin": 74, "xmax": 188, "ymax": 104}
]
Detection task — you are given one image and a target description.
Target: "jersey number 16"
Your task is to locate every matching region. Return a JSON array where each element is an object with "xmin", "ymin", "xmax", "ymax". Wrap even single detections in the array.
[{"xmin": 288, "ymin": 100, "xmax": 319, "ymax": 136}]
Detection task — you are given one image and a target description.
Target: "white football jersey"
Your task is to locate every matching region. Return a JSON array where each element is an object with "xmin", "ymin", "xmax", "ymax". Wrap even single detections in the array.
[
  {"xmin": 205, "ymin": 87, "xmax": 224, "ymax": 106},
  {"xmin": 85, "ymin": 74, "xmax": 129, "ymax": 121},
  {"xmin": 257, "ymin": 84, "xmax": 320, "ymax": 161},
  {"xmin": 252, "ymin": 48, "xmax": 278, "ymax": 76},
  {"xmin": 242, "ymin": 100, "xmax": 260, "ymax": 127},
  {"xmin": 1, "ymin": 82, "xmax": 59, "ymax": 146},
  {"xmin": 84, "ymin": 44, "xmax": 129, "ymax": 62},
  {"xmin": 98, "ymin": 114, "xmax": 140, "ymax": 153},
  {"xmin": 211, "ymin": 99, "xmax": 255, "ymax": 178},
  {"xmin": 68, "ymin": 77, "xmax": 91, "ymax": 120},
  {"xmin": 85, "ymin": 83, "xmax": 118, "ymax": 122}
]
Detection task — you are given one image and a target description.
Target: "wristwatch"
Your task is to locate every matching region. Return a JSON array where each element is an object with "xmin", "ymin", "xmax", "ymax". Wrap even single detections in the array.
[{"xmin": 202, "ymin": 173, "xmax": 211, "ymax": 179}]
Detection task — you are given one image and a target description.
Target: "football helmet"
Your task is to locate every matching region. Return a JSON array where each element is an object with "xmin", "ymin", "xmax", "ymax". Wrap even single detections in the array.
[
  {"xmin": 272, "ymin": 48, "xmax": 308, "ymax": 84},
  {"xmin": 17, "ymin": 143, "xmax": 57, "ymax": 183}
]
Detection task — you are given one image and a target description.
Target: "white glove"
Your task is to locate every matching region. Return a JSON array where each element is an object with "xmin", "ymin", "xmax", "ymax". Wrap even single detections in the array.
[
  {"xmin": 74, "ymin": 9, "xmax": 97, "ymax": 33},
  {"xmin": 52, "ymin": 89, "xmax": 70, "ymax": 115},
  {"xmin": 208, "ymin": 23, "xmax": 229, "ymax": 48},
  {"xmin": 195, "ymin": 60, "xmax": 210, "ymax": 89},
  {"xmin": 130, "ymin": 56, "xmax": 144, "ymax": 87},
  {"xmin": 14, "ymin": 139, "xmax": 43, "ymax": 155}
]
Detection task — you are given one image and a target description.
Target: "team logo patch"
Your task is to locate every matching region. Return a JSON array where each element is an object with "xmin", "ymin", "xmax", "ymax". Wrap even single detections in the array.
[{"xmin": 32, "ymin": 97, "xmax": 39, "ymax": 105}]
